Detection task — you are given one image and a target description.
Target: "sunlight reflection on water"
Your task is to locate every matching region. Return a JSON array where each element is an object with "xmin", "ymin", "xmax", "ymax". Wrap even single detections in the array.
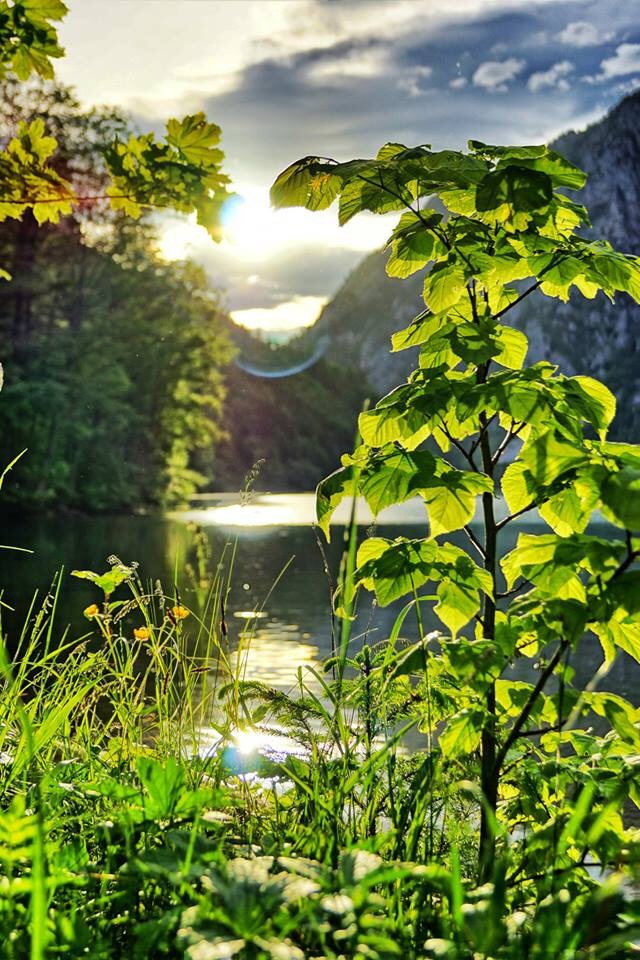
[
  {"xmin": 232, "ymin": 621, "xmax": 321, "ymax": 690},
  {"xmin": 174, "ymin": 492, "xmax": 431, "ymax": 528}
]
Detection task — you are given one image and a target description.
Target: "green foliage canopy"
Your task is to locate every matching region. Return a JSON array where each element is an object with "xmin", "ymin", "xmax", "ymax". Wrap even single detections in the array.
[
  {"xmin": 0, "ymin": 1, "xmax": 232, "ymax": 249},
  {"xmin": 272, "ymin": 138, "xmax": 640, "ymax": 882}
]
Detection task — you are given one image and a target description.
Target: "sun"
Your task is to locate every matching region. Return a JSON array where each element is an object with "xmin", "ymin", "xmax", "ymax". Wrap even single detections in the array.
[
  {"xmin": 156, "ymin": 217, "xmax": 204, "ymax": 261},
  {"xmin": 157, "ymin": 184, "xmax": 394, "ymax": 264},
  {"xmin": 220, "ymin": 187, "xmax": 298, "ymax": 261},
  {"xmin": 156, "ymin": 188, "xmax": 304, "ymax": 263}
]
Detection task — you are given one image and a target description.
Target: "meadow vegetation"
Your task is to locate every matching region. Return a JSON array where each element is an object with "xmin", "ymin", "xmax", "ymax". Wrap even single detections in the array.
[{"xmin": 0, "ymin": 3, "xmax": 639, "ymax": 958}]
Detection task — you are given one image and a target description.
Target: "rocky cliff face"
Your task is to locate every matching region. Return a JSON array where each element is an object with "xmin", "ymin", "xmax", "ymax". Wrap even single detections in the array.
[{"xmin": 314, "ymin": 90, "xmax": 640, "ymax": 437}]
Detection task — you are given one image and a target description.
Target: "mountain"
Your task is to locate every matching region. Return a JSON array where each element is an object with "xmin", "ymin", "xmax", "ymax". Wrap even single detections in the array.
[
  {"xmin": 311, "ymin": 90, "xmax": 640, "ymax": 438},
  {"xmin": 214, "ymin": 318, "xmax": 370, "ymax": 491}
]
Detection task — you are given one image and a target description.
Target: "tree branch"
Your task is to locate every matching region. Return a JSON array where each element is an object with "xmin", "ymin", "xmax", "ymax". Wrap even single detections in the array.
[
  {"xmin": 608, "ymin": 530, "xmax": 639, "ymax": 583},
  {"xmin": 491, "ymin": 420, "xmax": 525, "ymax": 466},
  {"xmin": 493, "ymin": 639, "xmax": 569, "ymax": 775},
  {"xmin": 464, "ymin": 524, "xmax": 485, "ymax": 560},
  {"xmin": 515, "ymin": 718, "xmax": 570, "ymax": 739},
  {"xmin": 495, "ymin": 500, "xmax": 537, "ymax": 530},
  {"xmin": 496, "ymin": 577, "xmax": 533, "ymax": 600},
  {"xmin": 491, "ymin": 280, "xmax": 542, "ymax": 321},
  {"xmin": 437, "ymin": 417, "xmax": 479, "ymax": 471},
  {"xmin": 1, "ymin": 193, "xmax": 134, "ymax": 204}
]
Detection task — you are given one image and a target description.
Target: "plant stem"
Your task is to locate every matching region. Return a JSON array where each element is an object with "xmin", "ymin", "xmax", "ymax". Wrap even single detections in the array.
[
  {"xmin": 474, "ymin": 339, "xmax": 500, "ymax": 881},
  {"xmin": 478, "ymin": 408, "xmax": 499, "ymax": 882},
  {"xmin": 494, "ymin": 640, "xmax": 569, "ymax": 772}
]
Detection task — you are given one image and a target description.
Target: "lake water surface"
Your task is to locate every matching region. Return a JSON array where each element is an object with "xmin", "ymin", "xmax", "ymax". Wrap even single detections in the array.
[{"xmin": 0, "ymin": 493, "xmax": 636, "ymax": 705}]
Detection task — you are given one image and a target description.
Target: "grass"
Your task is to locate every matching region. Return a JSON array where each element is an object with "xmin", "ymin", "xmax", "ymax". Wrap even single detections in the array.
[{"xmin": 0, "ymin": 527, "xmax": 637, "ymax": 960}]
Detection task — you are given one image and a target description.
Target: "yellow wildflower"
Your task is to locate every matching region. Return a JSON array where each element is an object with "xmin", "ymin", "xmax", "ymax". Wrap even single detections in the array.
[
  {"xmin": 83, "ymin": 604, "xmax": 99, "ymax": 619},
  {"xmin": 133, "ymin": 626, "xmax": 151, "ymax": 641},
  {"xmin": 171, "ymin": 604, "xmax": 190, "ymax": 621}
]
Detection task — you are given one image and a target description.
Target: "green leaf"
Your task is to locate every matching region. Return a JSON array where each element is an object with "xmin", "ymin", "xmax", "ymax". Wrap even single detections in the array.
[
  {"xmin": 586, "ymin": 692, "xmax": 640, "ymax": 744},
  {"xmin": 355, "ymin": 538, "xmax": 440, "ymax": 606},
  {"xmin": 449, "ymin": 323, "xmax": 499, "ymax": 365},
  {"xmin": 419, "ymin": 324, "xmax": 459, "ymax": 370},
  {"xmin": 435, "ymin": 578, "xmax": 481, "ymax": 636},
  {"xmin": 423, "ymin": 262, "xmax": 467, "ymax": 312},
  {"xmin": 105, "ymin": 117, "xmax": 231, "ymax": 238},
  {"xmin": 71, "ymin": 564, "xmax": 134, "ymax": 596},
  {"xmin": 519, "ymin": 150, "xmax": 587, "ymax": 190},
  {"xmin": 137, "ymin": 756, "xmax": 185, "ymax": 820},
  {"xmin": 386, "ymin": 211, "xmax": 446, "ymax": 278},
  {"xmin": 494, "ymin": 326, "xmax": 528, "ymax": 369},
  {"xmin": 385, "ymin": 640, "xmax": 430, "ymax": 681},
  {"xmin": 501, "ymin": 461, "xmax": 537, "ymax": 517},
  {"xmin": 315, "ymin": 465, "xmax": 357, "ymax": 540},
  {"xmin": 360, "ymin": 448, "xmax": 436, "ymax": 515},
  {"xmin": 456, "ymin": 365, "xmax": 559, "ymax": 428},
  {"xmin": 22, "ymin": 0, "xmax": 68, "ymax": 23},
  {"xmin": 338, "ymin": 168, "xmax": 411, "ymax": 225},
  {"xmin": 601, "ymin": 467, "xmax": 640, "ymax": 530},
  {"xmin": 358, "ymin": 386, "xmax": 432, "ymax": 449},
  {"xmin": 355, "ymin": 538, "xmax": 488, "ymax": 622},
  {"xmin": 439, "ymin": 708, "xmax": 483, "ymax": 757},
  {"xmin": 270, "ymin": 157, "xmax": 338, "ymax": 209},
  {"xmin": 570, "ymin": 376, "xmax": 616, "ymax": 437},
  {"xmin": 476, "ymin": 165, "xmax": 553, "ymax": 215},
  {"xmin": 501, "ymin": 533, "xmax": 623, "ymax": 591},
  {"xmin": 521, "ymin": 431, "xmax": 587, "ymax": 486},
  {"xmin": 421, "ymin": 467, "xmax": 492, "ymax": 537},
  {"xmin": 468, "ymin": 142, "xmax": 547, "ymax": 161},
  {"xmin": 537, "ymin": 255, "xmax": 587, "ymax": 301},
  {"xmin": 376, "ymin": 142, "xmax": 409, "ymax": 161},
  {"xmin": 539, "ymin": 485, "xmax": 592, "ymax": 537},
  {"xmin": 589, "ymin": 250, "xmax": 640, "ymax": 303},
  {"xmin": 501, "ymin": 534, "xmax": 560, "ymax": 590},
  {"xmin": 391, "ymin": 312, "xmax": 449, "ymax": 352},
  {"xmin": 166, "ymin": 113, "xmax": 222, "ymax": 164},
  {"xmin": 594, "ymin": 616, "xmax": 640, "ymax": 664},
  {"xmin": 6, "ymin": 1, "xmax": 67, "ymax": 81}
]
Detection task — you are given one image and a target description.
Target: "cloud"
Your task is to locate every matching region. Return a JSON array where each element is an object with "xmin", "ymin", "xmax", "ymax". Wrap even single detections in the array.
[
  {"xmin": 305, "ymin": 43, "xmax": 390, "ymax": 83},
  {"xmin": 558, "ymin": 21, "xmax": 612, "ymax": 47},
  {"xmin": 231, "ymin": 296, "xmax": 326, "ymax": 332},
  {"xmin": 526, "ymin": 30, "xmax": 549, "ymax": 47},
  {"xmin": 598, "ymin": 43, "xmax": 640, "ymax": 79},
  {"xmin": 528, "ymin": 60, "xmax": 574, "ymax": 93},
  {"xmin": 397, "ymin": 65, "xmax": 433, "ymax": 97},
  {"xmin": 449, "ymin": 76, "xmax": 468, "ymax": 89},
  {"xmin": 472, "ymin": 57, "xmax": 526, "ymax": 92}
]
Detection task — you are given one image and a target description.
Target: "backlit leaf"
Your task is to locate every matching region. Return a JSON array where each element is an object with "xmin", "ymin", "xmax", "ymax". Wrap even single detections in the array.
[
  {"xmin": 386, "ymin": 211, "xmax": 446, "ymax": 278},
  {"xmin": 439, "ymin": 708, "xmax": 483, "ymax": 757},
  {"xmin": 601, "ymin": 467, "xmax": 640, "ymax": 530},
  {"xmin": 315, "ymin": 466, "xmax": 357, "ymax": 540},
  {"xmin": 423, "ymin": 262, "xmax": 467, "ymax": 312},
  {"xmin": 476, "ymin": 165, "xmax": 553, "ymax": 215}
]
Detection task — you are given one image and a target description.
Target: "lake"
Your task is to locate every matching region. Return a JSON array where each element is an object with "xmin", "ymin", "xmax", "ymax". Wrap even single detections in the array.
[{"xmin": 0, "ymin": 493, "xmax": 636, "ymax": 705}]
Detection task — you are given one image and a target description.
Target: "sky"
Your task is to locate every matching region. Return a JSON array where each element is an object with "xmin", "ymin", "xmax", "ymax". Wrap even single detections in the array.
[{"xmin": 55, "ymin": 0, "xmax": 640, "ymax": 335}]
